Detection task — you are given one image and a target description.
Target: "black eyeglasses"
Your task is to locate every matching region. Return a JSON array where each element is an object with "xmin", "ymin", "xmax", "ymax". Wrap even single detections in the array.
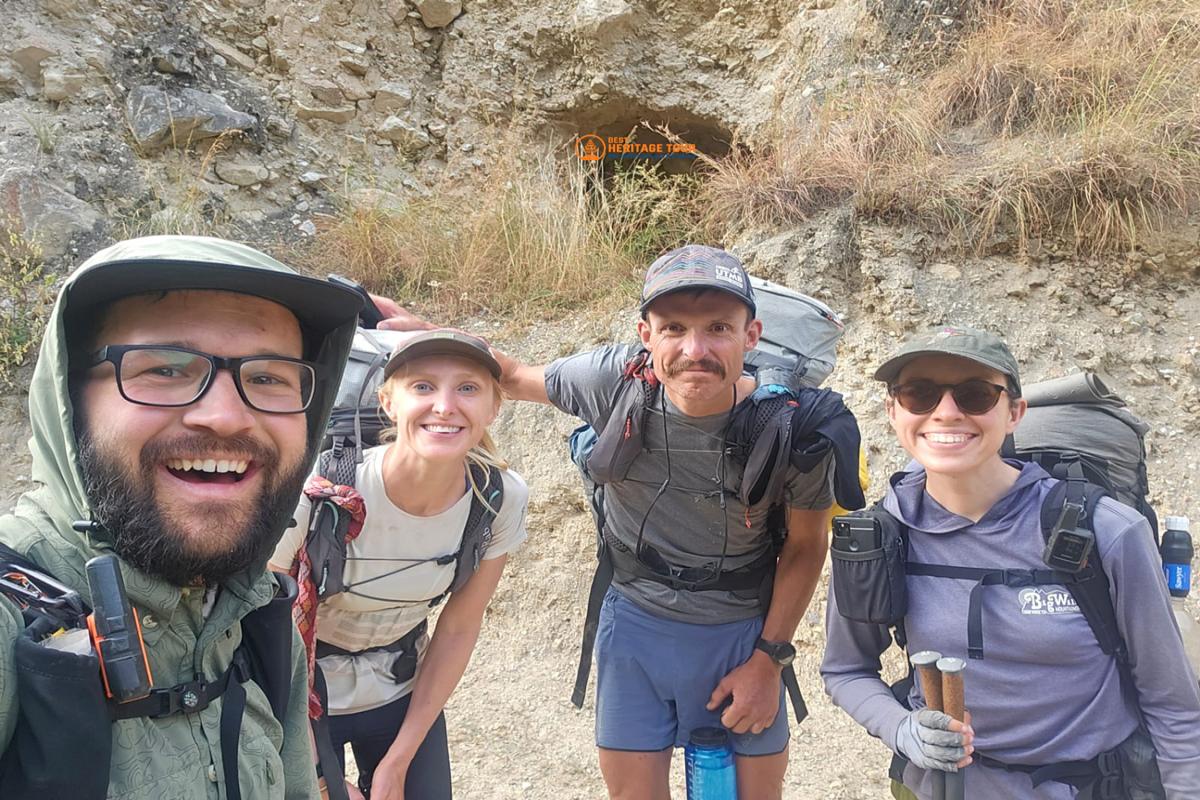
[
  {"xmin": 88, "ymin": 345, "xmax": 317, "ymax": 414},
  {"xmin": 889, "ymin": 378, "xmax": 1010, "ymax": 416}
]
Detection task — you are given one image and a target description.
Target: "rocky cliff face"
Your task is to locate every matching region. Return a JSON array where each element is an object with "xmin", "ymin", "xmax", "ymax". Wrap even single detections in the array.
[{"xmin": 0, "ymin": 0, "xmax": 913, "ymax": 257}]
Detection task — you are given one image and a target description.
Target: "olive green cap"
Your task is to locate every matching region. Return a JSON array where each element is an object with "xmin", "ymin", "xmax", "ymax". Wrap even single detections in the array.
[
  {"xmin": 873, "ymin": 325, "xmax": 1022, "ymax": 396},
  {"xmin": 382, "ymin": 329, "xmax": 501, "ymax": 381}
]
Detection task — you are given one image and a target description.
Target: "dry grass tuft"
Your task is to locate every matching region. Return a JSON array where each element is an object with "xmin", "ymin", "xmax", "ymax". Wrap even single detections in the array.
[
  {"xmin": 306, "ymin": 143, "xmax": 708, "ymax": 322},
  {"xmin": 117, "ymin": 131, "xmax": 241, "ymax": 239},
  {"xmin": 704, "ymin": 0, "xmax": 1200, "ymax": 254},
  {"xmin": 696, "ymin": 130, "xmax": 856, "ymax": 231},
  {"xmin": 0, "ymin": 226, "xmax": 55, "ymax": 388}
]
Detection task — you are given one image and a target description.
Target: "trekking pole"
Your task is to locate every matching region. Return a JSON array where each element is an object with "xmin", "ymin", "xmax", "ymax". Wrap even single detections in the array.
[
  {"xmin": 938, "ymin": 657, "xmax": 967, "ymax": 800},
  {"xmin": 910, "ymin": 651, "xmax": 945, "ymax": 800}
]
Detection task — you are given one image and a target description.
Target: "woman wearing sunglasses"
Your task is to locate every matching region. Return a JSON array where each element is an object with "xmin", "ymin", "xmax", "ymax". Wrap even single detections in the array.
[
  {"xmin": 821, "ymin": 326, "xmax": 1200, "ymax": 799},
  {"xmin": 271, "ymin": 330, "xmax": 529, "ymax": 800}
]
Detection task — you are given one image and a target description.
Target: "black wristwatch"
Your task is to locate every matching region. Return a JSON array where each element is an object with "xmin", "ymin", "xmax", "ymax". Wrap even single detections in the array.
[{"xmin": 755, "ymin": 638, "xmax": 796, "ymax": 667}]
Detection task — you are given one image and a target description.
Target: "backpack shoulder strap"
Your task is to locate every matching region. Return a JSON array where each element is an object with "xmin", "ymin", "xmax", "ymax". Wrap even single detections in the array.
[
  {"xmin": 303, "ymin": 490, "xmax": 355, "ymax": 599},
  {"xmin": 1040, "ymin": 471, "xmax": 1145, "ymax": 717},
  {"xmin": 1040, "ymin": 475, "xmax": 1127, "ymax": 665},
  {"xmin": 869, "ymin": 485, "xmax": 911, "ymax": 652},
  {"xmin": 0, "ymin": 541, "xmax": 41, "ymax": 620},
  {"xmin": 0, "ymin": 542, "xmax": 34, "ymax": 571},
  {"xmin": 731, "ymin": 394, "xmax": 795, "ymax": 509},
  {"xmin": 585, "ymin": 352, "xmax": 657, "ymax": 485},
  {"xmin": 236, "ymin": 572, "xmax": 298, "ymax": 725},
  {"xmin": 446, "ymin": 464, "xmax": 505, "ymax": 595},
  {"xmin": 731, "ymin": 391, "xmax": 844, "ymax": 511}
]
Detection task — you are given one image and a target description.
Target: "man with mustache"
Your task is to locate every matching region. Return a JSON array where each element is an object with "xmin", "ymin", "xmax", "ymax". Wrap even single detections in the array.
[
  {"xmin": 488, "ymin": 245, "xmax": 848, "ymax": 800},
  {"xmin": 0, "ymin": 236, "xmax": 363, "ymax": 799}
]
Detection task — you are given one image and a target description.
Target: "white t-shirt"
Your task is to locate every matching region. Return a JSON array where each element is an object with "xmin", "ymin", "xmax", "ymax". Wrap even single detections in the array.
[{"xmin": 273, "ymin": 445, "xmax": 529, "ymax": 715}]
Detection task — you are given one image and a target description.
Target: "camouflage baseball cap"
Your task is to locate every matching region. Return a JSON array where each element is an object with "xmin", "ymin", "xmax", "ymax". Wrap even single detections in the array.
[
  {"xmin": 873, "ymin": 325, "xmax": 1022, "ymax": 396},
  {"xmin": 639, "ymin": 244, "xmax": 756, "ymax": 317}
]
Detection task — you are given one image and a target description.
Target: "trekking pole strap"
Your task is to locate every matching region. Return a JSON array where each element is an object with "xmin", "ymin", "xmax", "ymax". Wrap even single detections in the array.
[
  {"xmin": 781, "ymin": 664, "xmax": 807, "ymax": 724},
  {"xmin": 572, "ymin": 547, "xmax": 614, "ymax": 709}
]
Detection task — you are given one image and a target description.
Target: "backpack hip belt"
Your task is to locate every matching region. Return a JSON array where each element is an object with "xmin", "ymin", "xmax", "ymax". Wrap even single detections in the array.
[
  {"xmin": 602, "ymin": 525, "xmax": 777, "ymax": 593},
  {"xmin": 314, "ymin": 619, "xmax": 427, "ymax": 685},
  {"xmin": 890, "ymin": 734, "xmax": 1142, "ymax": 798},
  {"xmin": 973, "ymin": 723, "xmax": 1163, "ymax": 799}
]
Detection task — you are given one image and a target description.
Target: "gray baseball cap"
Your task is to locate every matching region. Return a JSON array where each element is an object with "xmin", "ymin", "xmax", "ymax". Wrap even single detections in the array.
[
  {"xmin": 639, "ymin": 244, "xmax": 756, "ymax": 317},
  {"xmin": 874, "ymin": 325, "xmax": 1022, "ymax": 396},
  {"xmin": 382, "ymin": 330, "xmax": 501, "ymax": 381}
]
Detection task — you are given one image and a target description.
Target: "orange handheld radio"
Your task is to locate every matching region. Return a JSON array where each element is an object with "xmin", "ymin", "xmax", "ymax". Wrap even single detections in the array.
[{"xmin": 85, "ymin": 555, "xmax": 153, "ymax": 702}]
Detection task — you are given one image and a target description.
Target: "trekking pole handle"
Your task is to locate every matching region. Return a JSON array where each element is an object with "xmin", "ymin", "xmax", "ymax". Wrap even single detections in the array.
[
  {"xmin": 328, "ymin": 274, "xmax": 385, "ymax": 329},
  {"xmin": 937, "ymin": 659, "xmax": 967, "ymax": 800},
  {"xmin": 912, "ymin": 650, "xmax": 947, "ymax": 800},
  {"xmin": 911, "ymin": 650, "xmax": 944, "ymax": 712},
  {"xmin": 937, "ymin": 657, "xmax": 966, "ymax": 722}
]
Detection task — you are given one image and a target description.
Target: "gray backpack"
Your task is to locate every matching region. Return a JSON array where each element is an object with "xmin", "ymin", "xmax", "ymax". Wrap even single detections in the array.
[
  {"xmin": 1005, "ymin": 372, "xmax": 1158, "ymax": 537},
  {"xmin": 743, "ymin": 277, "xmax": 843, "ymax": 391},
  {"xmin": 320, "ymin": 328, "xmax": 408, "ymax": 485}
]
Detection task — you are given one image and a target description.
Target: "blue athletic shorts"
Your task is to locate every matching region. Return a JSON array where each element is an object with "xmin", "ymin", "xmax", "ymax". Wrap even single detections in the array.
[{"xmin": 594, "ymin": 588, "xmax": 790, "ymax": 755}]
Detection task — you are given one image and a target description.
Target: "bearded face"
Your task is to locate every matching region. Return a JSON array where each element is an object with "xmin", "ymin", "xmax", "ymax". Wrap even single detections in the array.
[
  {"xmin": 73, "ymin": 290, "xmax": 313, "ymax": 586},
  {"xmin": 77, "ymin": 428, "xmax": 310, "ymax": 586}
]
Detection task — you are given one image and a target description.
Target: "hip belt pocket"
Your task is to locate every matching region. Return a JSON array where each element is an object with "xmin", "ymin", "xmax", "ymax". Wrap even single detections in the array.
[{"xmin": 831, "ymin": 510, "xmax": 907, "ymax": 625}]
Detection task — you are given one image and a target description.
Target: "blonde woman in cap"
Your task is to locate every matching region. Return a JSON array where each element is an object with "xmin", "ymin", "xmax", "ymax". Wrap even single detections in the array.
[
  {"xmin": 821, "ymin": 326, "xmax": 1200, "ymax": 799},
  {"xmin": 272, "ymin": 330, "xmax": 529, "ymax": 800}
]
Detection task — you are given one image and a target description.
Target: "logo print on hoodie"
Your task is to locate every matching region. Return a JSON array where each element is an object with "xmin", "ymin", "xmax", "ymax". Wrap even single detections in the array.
[{"xmin": 1018, "ymin": 587, "xmax": 1080, "ymax": 616}]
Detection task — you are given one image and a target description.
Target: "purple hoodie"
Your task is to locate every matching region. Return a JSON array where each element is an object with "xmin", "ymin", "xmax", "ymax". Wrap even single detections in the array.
[{"xmin": 822, "ymin": 461, "xmax": 1200, "ymax": 799}]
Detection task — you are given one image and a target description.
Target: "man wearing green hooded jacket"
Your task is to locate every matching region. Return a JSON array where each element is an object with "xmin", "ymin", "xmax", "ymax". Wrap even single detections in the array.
[{"xmin": 0, "ymin": 235, "xmax": 363, "ymax": 799}]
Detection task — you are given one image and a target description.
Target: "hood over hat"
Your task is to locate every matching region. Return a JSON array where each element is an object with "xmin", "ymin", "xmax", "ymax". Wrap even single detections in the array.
[{"xmin": 0, "ymin": 235, "xmax": 362, "ymax": 604}]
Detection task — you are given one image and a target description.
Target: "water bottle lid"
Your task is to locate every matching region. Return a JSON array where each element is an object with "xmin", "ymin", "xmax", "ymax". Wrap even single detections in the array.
[
  {"xmin": 1165, "ymin": 516, "xmax": 1191, "ymax": 532},
  {"xmin": 688, "ymin": 726, "xmax": 731, "ymax": 748}
]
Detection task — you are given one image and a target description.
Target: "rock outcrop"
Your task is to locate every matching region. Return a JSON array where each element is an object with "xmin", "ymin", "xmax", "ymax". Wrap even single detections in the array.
[{"xmin": 126, "ymin": 86, "xmax": 257, "ymax": 151}]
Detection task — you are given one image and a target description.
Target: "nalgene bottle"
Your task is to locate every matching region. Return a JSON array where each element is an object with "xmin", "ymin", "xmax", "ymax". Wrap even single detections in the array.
[{"xmin": 685, "ymin": 726, "xmax": 738, "ymax": 800}]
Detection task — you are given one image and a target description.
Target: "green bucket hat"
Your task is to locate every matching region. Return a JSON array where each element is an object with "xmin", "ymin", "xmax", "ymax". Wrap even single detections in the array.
[
  {"xmin": 873, "ymin": 325, "xmax": 1022, "ymax": 396},
  {"xmin": 67, "ymin": 235, "xmax": 363, "ymax": 340}
]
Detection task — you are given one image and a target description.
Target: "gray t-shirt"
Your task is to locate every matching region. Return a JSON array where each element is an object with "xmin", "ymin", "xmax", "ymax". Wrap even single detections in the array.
[{"xmin": 546, "ymin": 344, "xmax": 834, "ymax": 623}]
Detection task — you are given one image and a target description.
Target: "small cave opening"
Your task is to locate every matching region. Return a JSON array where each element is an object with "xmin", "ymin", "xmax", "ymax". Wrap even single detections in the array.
[{"xmin": 556, "ymin": 100, "xmax": 734, "ymax": 177}]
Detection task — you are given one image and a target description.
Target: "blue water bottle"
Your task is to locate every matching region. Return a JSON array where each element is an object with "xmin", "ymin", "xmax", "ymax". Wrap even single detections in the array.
[
  {"xmin": 1161, "ymin": 516, "xmax": 1194, "ymax": 597},
  {"xmin": 685, "ymin": 727, "xmax": 738, "ymax": 800}
]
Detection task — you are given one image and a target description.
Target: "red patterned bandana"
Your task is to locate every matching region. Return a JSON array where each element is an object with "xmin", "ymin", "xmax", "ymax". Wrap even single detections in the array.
[{"xmin": 291, "ymin": 475, "xmax": 366, "ymax": 719}]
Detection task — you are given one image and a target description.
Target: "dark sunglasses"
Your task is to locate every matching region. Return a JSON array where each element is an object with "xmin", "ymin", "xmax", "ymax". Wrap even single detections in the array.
[{"xmin": 889, "ymin": 378, "xmax": 1010, "ymax": 416}]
